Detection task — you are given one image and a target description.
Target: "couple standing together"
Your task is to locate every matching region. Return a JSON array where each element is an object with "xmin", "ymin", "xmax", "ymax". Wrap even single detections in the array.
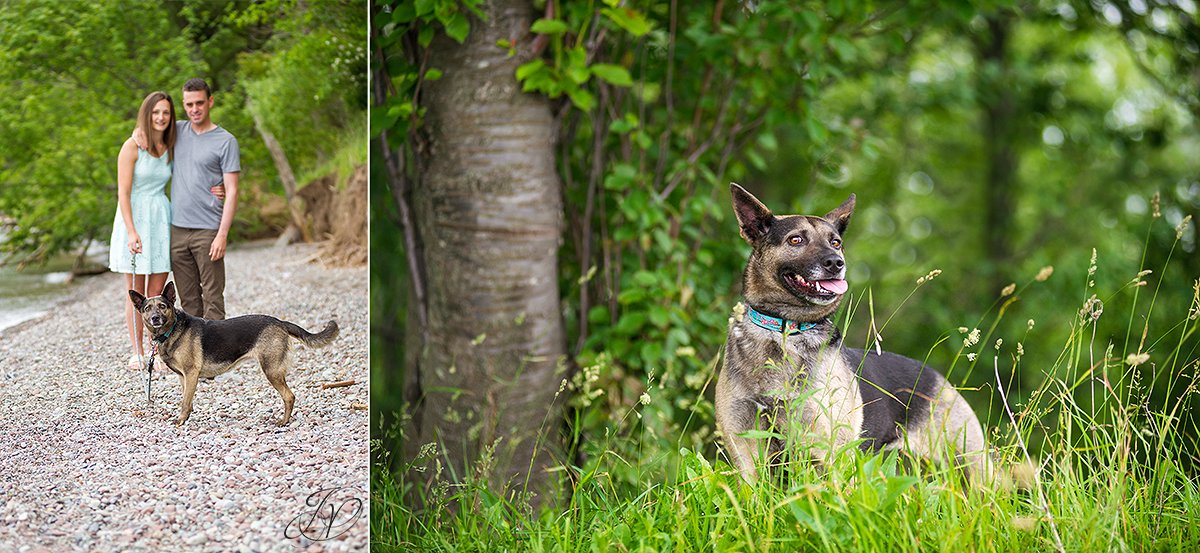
[{"xmin": 107, "ymin": 78, "xmax": 241, "ymax": 371}]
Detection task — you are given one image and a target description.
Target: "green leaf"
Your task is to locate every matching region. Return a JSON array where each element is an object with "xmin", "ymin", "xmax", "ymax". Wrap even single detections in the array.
[
  {"xmin": 603, "ymin": 163, "xmax": 638, "ymax": 190},
  {"xmin": 601, "ymin": 7, "xmax": 652, "ymax": 37},
  {"xmin": 590, "ymin": 63, "xmax": 633, "ymax": 86},
  {"xmin": 614, "ymin": 313, "xmax": 647, "ymax": 334},
  {"xmin": 640, "ymin": 342, "xmax": 664, "ymax": 366},
  {"xmin": 799, "ymin": 11, "xmax": 821, "ymax": 31},
  {"xmin": 617, "ymin": 287, "xmax": 646, "ymax": 305},
  {"xmin": 587, "ymin": 306, "xmax": 610, "ymax": 324},
  {"xmin": 737, "ymin": 429, "xmax": 786, "ymax": 440},
  {"xmin": 830, "ymin": 35, "xmax": 856, "ymax": 63},
  {"xmin": 418, "ymin": 25, "xmax": 434, "ymax": 47},
  {"xmin": 392, "ymin": 2, "xmax": 417, "ymax": 23},
  {"xmin": 565, "ymin": 47, "xmax": 589, "ymax": 84},
  {"xmin": 423, "ymin": 67, "xmax": 443, "ymax": 81},
  {"xmin": 879, "ymin": 476, "xmax": 920, "ymax": 510},
  {"xmin": 746, "ymin": 149, "xmax": 766, "ymax": 171},
  {"xmin": 515, "ymin": 59, "xmax": 546, "ymax": 81},
  {"xmin": 444, "ymin": 12, "xmax": 469, "ymax": 43},
  {"xmin": 757, "ymin": 131, "xmax": 778, "ymax": 152},
  {"xmin": 648, "ymin": 306, "xmax": 670, "ymax": 328},
  {"xmin": 530, "ymin": 18, "xmax": 568, "ymax": 34},
  {"xmin": 633, "ymin": 270, "xmax": 658, "ymax": 287},
  {"xmin": 609, "ymin": 112, "xmax": 639, "ymax": 134},
  {"xmin": 414, "ymin": 0, "xmax": 436, "ymax": 17},
  {"xmin": 370, "ymin": 108, "xmax": 399, "ymax": 138},
  {"xmin": 829, "ymin": 0, "xmax": 844, "ymax": 18},
  {"xmin": 806, "ymin": 114, "xmax": 828, "ymax": 146},
  {"xmin": 566, "ymin": 87, "xmax": 595, "ymax": 110}
]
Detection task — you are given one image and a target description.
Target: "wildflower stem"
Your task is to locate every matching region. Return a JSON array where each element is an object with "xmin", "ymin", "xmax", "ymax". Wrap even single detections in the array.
[{"xmin": 995, "ymin": 356, "xmax": 1065, "ymax": 553}]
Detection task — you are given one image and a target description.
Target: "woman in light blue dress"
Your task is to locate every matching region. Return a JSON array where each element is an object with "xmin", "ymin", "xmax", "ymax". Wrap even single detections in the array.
[{"xmin": 109, "ymin": 91, "xmax": 176, "ymax": 371}]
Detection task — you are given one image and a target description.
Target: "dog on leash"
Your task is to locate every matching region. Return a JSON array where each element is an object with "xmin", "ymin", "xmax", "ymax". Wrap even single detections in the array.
[
  {"xmin": 129, "ymin": 281, "xmax": 339, "ymax": 426},
  {"xmin": 714, "ymin": 184, "xmax": 993, "ymax": 483}
]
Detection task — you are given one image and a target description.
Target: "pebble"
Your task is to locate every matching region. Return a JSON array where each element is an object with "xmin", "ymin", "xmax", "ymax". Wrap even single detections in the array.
[{"xmin": 0, "ymin": 244, "xmax": 368, "ymax": 552}]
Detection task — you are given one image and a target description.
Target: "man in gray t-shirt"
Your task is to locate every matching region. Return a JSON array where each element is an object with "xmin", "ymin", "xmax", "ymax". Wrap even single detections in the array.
[{"xmin": 169, "ymin": 78, "xmax": 240, "ymax": 320}]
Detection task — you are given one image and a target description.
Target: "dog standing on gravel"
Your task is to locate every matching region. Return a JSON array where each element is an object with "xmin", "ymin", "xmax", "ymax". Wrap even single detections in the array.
[
  {"xmin": 714, "ymin": 184, "xmax": 993, "ymax": 483},
  {"xmin": 130, "ymin": 281, "xmax": 339, "ymax": 427}
]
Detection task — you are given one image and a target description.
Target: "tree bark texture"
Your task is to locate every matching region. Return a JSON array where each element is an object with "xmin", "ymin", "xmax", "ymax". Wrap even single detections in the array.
[{"xmin": 412, "ymin": 0, "xmax": 566, "ymax": 507}]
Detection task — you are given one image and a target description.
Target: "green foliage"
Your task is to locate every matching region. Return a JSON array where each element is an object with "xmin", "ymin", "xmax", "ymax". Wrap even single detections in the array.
[
  {"xmin": 0, "ymin": 0, "xmax": 201, "ymax": 265},
  {"xmin": 238, "ymin": 0, "xmax": 367, "ymax": 186},
  {"xmin": 514, "ymin": 7, "xmax": 644, "ymax": 110}
]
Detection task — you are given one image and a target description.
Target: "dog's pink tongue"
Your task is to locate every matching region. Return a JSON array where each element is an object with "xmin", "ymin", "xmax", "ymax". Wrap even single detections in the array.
[{"xmin": 817, "ymin": 279, "xmax": 848, "ymax": 295}]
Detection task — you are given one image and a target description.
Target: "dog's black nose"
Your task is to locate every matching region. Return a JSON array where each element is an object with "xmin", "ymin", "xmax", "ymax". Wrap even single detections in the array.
[{"xmin": 823, "ymin": 255, "xmax": 844, "ymax": 271}]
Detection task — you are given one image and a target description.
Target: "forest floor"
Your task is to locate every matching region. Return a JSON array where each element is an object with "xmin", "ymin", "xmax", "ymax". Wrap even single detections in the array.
[{"xmin": 0, "ymin": 241, "xmax": 368, "ymax": 553}]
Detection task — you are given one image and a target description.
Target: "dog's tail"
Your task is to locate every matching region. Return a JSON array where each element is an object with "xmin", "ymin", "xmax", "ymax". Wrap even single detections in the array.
[{"xmin": 282, "ymin": 319, "xmax": 340, "ymax": 348}]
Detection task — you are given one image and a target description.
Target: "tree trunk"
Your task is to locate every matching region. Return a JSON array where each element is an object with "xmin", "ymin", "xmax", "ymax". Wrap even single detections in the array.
[
  {"xmin": 411, "ymin": 0, "xmax": 566, "ymax": 508},
  {"xmin": 975, "ymin": 14, "xmax": 1018, "ymax": 291},
  {"xmin": 249, "ymin": 99, "xmax": 309, "ymax": 243}
]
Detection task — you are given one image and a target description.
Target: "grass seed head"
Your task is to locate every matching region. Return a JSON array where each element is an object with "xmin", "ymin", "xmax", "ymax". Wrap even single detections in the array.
[
  {"xmin": 1079, "ymin": 295, "xmax": 1103, "ymax": 322},
  {"xmin": 1126, "ymin": 352, "xmax": 1150, "ymax": 367},
  {"xmin": 1177, "ymin": 215, "xmax": 1192, "ymax": 240}
]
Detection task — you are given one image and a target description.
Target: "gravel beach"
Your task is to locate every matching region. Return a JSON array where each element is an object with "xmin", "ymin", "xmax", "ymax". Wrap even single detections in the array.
[{"xmin": 0, "ymin": 242, "xmax": 368, "ymax": 552}]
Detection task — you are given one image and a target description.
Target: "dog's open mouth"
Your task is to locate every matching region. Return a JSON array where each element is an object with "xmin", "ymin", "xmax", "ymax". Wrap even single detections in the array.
[{"xmin": 782, "ymin": 272, "xmax": 848, "ymax": 298}]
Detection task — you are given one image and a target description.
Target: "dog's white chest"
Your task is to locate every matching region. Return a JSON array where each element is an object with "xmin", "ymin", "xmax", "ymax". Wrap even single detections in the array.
[{"xmin": 736, "ymin": 322, "xmax": 864, "ymax": 446}]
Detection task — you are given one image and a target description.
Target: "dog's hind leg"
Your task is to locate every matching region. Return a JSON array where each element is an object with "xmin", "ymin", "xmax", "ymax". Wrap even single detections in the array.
[{"xmin": 260, "ymin": 350, "xmax": 295, "ymax": 426}]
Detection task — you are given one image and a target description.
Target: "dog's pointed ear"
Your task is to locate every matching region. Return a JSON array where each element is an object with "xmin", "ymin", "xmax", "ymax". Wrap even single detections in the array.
[
  {"xmin": 162, "ymin": 281, "xmax": 176, "ymax": 306},
  {"xmin": 731, "ymin": 183, "xmax": 774, "ymax": 243},
  {"xmin": 823, "ymin": 193, "xmax": 856, "ymax": 235},
  {"xmin": 129, "ymin": 290, "xmax": 147, "ymax": 311}
]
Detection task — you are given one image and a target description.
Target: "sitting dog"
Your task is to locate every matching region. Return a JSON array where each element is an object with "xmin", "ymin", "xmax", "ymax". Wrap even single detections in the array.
[
  {"xmin": 130, "ymin": 281, "xmax": 339, "ymax": 426},
  {"xmin": 714, "ymin": 184, "xmax": 992, "ymax": 482}
]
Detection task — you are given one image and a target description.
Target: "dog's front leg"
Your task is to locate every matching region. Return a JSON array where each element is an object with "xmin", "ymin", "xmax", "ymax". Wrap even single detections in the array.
[
  {"xmin": 176, "ymin": 372, "xmax": 200, "ymax": 426},
  {"xmin": 717, "ymin": 398, "xmax": 764, "ymax": 483}
]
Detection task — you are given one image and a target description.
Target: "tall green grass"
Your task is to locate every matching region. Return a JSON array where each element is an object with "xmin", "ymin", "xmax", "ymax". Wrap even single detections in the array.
[{"xmin": 373, "ymin": 220, "xmax": 1200, "ymax": 552}]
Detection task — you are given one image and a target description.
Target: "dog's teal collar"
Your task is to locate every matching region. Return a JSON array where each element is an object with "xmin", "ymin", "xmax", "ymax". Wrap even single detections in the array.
[
  {"xmin": 153, "ymin": 320, "xmax": 178, "ymax": 343},
  {"xmin": 746, "ymin": 305, "xmax": 817, "ymax": 334}
]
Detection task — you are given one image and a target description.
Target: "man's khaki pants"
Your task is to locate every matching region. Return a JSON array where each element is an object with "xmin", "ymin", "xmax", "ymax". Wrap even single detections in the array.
[{"xmin": 170, "ymin": 226, "xmax": 225, "ymax": 320}]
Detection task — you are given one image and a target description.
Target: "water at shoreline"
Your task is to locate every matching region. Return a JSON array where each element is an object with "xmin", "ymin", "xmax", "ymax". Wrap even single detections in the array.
[{"xmin": 0, "ymin": 260, "xmax": 78, "ymax": 333}]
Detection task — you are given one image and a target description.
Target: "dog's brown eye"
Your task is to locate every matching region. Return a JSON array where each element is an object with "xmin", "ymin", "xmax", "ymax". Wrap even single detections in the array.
[
  {"xmin": 831, "ymin": 238, "xmax": 842, "ymax": 249},
  {"xmin": 789, "ymin": 235, "xmax": 803, "ymax": 246}
]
